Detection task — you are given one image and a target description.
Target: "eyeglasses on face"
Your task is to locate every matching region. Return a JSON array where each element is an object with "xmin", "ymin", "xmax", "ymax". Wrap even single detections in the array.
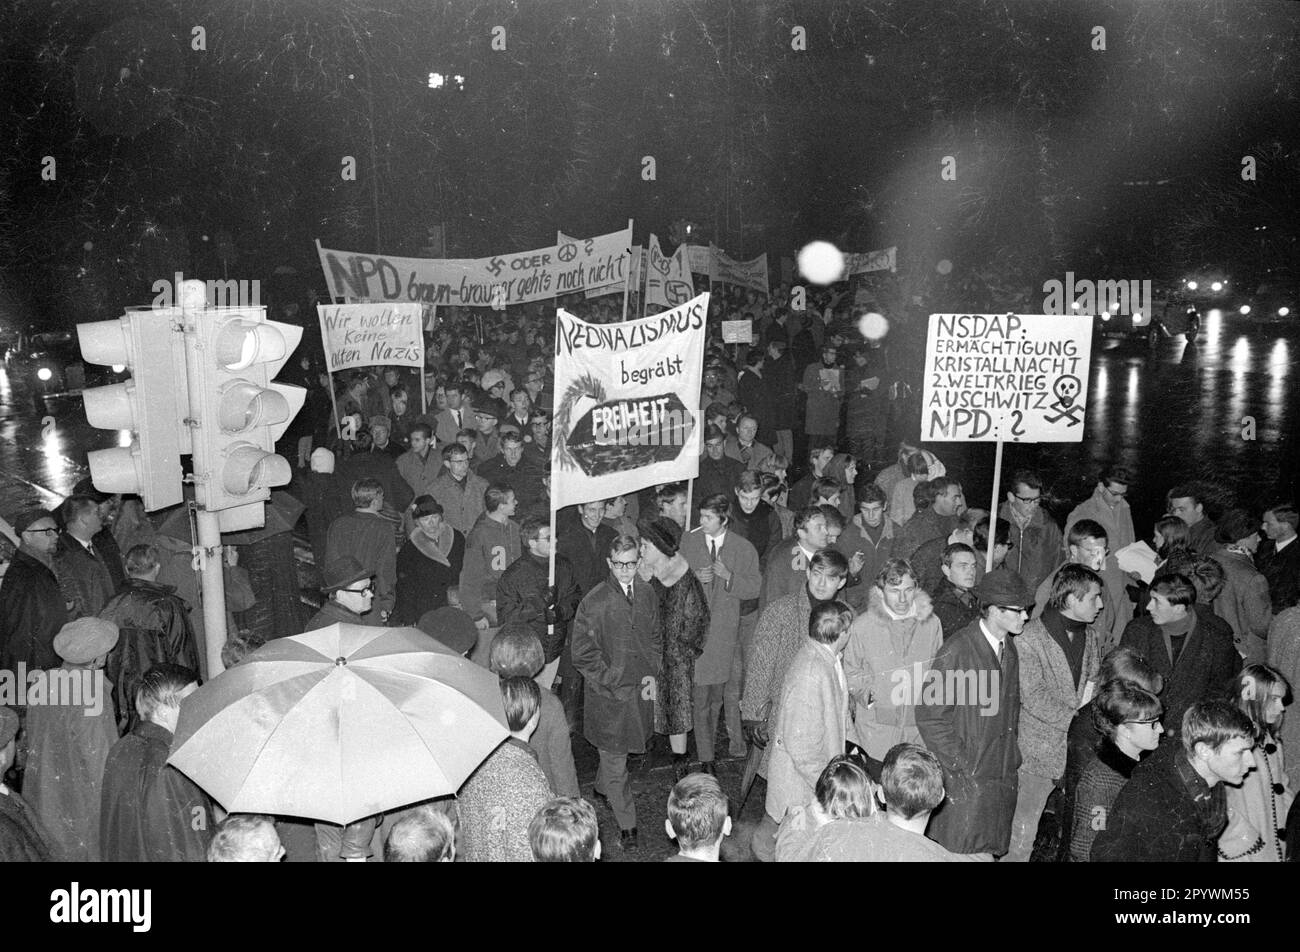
[
  {"xmin": 343, "ymin": 586, "xmax": 374, "ymax": 596},
  {"xmin": 610, "ymin": 559, "xmax": 641, "ymax": 570},
  {"xmin": 23, "ymin": 527, "xmax": 59, "ymax": 536},
  {"xmin": 1125, "ymin": 717, "xmax": 1162, "ymax": 726},
  {"xmin": 996, "ymin": 605, "xmax": 1029, "ymax": 614},
  {"xmin": 1013, "ymin": 493, "xmax": 1042, "ymax": 504}
]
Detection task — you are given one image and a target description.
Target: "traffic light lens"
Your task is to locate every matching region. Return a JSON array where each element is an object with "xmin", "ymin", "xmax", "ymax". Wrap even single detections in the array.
[
  {"xmin": 82, "ymin": 382, "xmax": 134, "ymax": 429},
  {"xmin": 222, "ymin": 443, "xmax": 292, "ymax": 495},
  {"xmin": 218, "ymin": 381, "xmax": 290, "ymax": 432},
  {"xmin": 215, "ymin": 321, "xmax": 290, "ymax": 372}
]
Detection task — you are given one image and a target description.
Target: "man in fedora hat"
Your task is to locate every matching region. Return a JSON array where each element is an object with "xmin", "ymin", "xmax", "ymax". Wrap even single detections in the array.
[
  {"xmin": 23, "ymin": 617, "xmax": 121, "ymax": 860},
  {"xmin": 917, "ymin": 567, "xmax": 1031, "ymax": 858},
  {"xmin": 306, "ymin": 557, "xmax": 376, "ymax": 631}
]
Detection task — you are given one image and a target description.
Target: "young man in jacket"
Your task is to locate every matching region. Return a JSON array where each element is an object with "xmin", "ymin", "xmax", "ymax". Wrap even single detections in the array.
[
  {"xmin": 570, "ymin": 535, "xmax": 662, "ymax": 851},
  {"xmin": 916, "ymin": 568, "xmax": 1030, "ymax": 858},
  {"xmin": 458, "ymin": 484, "xmax": 522, "ymax": 631},
  {"xmin": 1092, "ymin": 699, "xmax": 1255, "ymax": 862},
  {"xmin": 496, "ymin": 518, "xmax": 581, "ymax": 689},
  {"xmin": 1118, "ymin": 573, "xmax": 1240, "ymax": 740},
  {"xmin": 1005, "ymin": 564, "xmax": 1103, "ymax": 862},
  {"xmin": 765, "ymin": 600, "xmax": 853, "ymax": 856},
  {"xmin": 325, "ymin": 478, "xmax": 399, "ymax": 624},
  {"xmin": 997, "ymin": 470, "xmax": 1063, "ymax": 598}
]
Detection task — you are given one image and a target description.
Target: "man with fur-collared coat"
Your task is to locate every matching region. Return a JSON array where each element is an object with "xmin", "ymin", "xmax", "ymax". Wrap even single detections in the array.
[
  {"xmin": 917, "ymin": 569, "xmax": 1029, "ymax": 857},
  {"xmin": 844, "ymin": 562, "xmax": 942, "ymax": 761},
  {"xmin": 570, "ymin": 535, "xmax": 662, "ymax": 846},
  {"xmin": 766, "ymin": 602, "xmax": 853, "ymax": 831}
]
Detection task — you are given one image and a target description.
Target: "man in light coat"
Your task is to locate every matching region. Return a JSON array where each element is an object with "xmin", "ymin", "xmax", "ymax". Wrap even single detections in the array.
[
  {"xmin": 1209, "ymin": 511, "xmax": 1273, "ymax": 664},
  {"xmin": 1006, "ymin": 564, "xmax": 1103, "ymax": 862},
  {"xmin": 679, "ymin": 494, "xmax": 763, "ymax": 771},
  {"xmin": 1063, "ymin": 464, "xmax": 1136, "ymax": 555},
  {"xmin": 844, "ymin": 558, "xmax": 943, "ymax": 760},
  {"xmin": 570, "ymin": 535, "xmax": 662, "ymax": 852},
  {"xmin": 765, "ymin": 600, "xmax": 853, "ymax": 855}
]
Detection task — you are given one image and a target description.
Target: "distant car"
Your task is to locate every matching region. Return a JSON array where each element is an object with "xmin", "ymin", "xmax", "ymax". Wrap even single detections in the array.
[
  {"xmin": 12, "ymin": 330, "xmax": 124, "ymax": 402},
  {"xmin": 1232, "ymin": 283, "xmax": 1294, "ymax": 325}
]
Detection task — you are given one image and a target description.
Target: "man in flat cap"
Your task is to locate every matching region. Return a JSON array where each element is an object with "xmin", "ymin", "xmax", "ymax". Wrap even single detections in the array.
[
  {"xmin": 916, "ymin": 567, "xmax": 1031, "ymax": 859},
  {"xmin": 0, "ymin": 705, "xmax": 56, "ymax": 860},
  {"xmin": 23, "ymin": 618, "xmax": 121, "ymax": 860},
  {"xmin": 306, "ymin": 556, "xmax": 376, "ymax": 631}
]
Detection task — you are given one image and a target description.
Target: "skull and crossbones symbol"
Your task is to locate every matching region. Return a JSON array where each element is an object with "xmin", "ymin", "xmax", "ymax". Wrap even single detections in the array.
[{"xmin": 1043, "ymin": 374, "xmax": 1083, "ymax": 426}]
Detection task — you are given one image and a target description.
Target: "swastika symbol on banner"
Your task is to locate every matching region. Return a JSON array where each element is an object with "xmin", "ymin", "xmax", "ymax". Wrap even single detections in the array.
[
  {"xmin": 486, "ymin": 256, "xmax": 507, "ymax": 276},
  {"xmin": 557, "ymin": 242, "xmax": 577, "ymax": 262}
]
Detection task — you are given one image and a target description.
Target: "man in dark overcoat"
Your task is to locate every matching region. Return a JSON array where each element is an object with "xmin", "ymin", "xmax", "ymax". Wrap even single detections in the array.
[
  {"xmin": 570, "ymin": 534, "xmax": 662, "ymax": 852},
  {"xmin": 0, "ymin": 509, "xmax": 68, "ymax": 677},
  {"xmin": 916, "ymin": 568, "xmax": 1029, "ymax": 858}
]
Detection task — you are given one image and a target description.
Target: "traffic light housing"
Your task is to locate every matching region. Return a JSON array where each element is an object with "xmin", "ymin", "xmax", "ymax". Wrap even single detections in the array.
[
  {"xmin": 184, "ymin": 307, "xmax": 305, "ymax": 521},
  {"xmin": 77, "ymin": 311, "xmax": 189, "ymax": 510}
]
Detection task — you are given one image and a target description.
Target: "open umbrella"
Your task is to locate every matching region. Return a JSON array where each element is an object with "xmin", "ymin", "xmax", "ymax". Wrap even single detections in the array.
[{"xmin": 168, "ymin": 623, "xmax": 508, "ymax": 825}]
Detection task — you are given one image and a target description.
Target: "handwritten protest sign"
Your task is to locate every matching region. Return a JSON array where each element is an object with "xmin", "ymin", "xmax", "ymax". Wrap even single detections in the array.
[
  {"xmin": 551, "ymin": 293, "xmax": 708, "ymax": 508},
  {"xmin": 845, "ymin": 246, "xmax": 897, "ymax": 275},
  {"xmin": 316, "ymin": 225, "xmax": 632, "ymax": 307},
  {"xmin": 711, "ymin": 245, "xmax": 769, "ymax": 294},
  {"xmin": 922, "ymin": 313, "xmax": 1093, "ymax": 442},
  {"xmin": 721, "ymin": 320, "xmax": 752, "ymax": 344},
  {"xmin": 317, "ymin": 302, "xmax": 425, "ymax": 373},
  {"xmin": 646, "ymin": 235, "xmax": 694, "ymax": 309}
]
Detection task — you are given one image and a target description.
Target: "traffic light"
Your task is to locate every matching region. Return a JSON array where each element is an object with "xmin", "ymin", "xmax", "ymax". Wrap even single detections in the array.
[
  {"xmin": 77, "ymin": 310, "xmax": 189, "ymax": 511},
  {"xmin": 184, "ymin": 307, "xmax": 305, "ymax": 517}
]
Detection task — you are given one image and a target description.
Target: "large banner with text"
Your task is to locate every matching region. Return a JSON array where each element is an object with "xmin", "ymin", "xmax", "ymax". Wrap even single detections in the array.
[
  {"xmin": 551, "ymin": 293, "xmax": 709, "ymax": 508},
  {"xmin": 316, "ymin": 225, "xmax": 633, "ymax": 307},
  {"xmin": 317, "ymin": 302, "xmax": 425, "ymax": 373}
]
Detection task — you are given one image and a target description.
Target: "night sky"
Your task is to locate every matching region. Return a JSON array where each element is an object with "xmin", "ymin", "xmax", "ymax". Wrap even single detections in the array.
[{"xmin": 1, "ymin": 0, "xmax": 1296, "ymax": 327}]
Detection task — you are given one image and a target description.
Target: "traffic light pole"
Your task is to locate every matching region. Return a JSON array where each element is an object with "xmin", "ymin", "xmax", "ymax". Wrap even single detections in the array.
[{"xmin": 195, "ymin": 509, "xmax": 229, "ymax": 679}]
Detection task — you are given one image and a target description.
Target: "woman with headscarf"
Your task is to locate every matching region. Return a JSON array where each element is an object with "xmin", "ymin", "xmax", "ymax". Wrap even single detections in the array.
[
  {"xmin": 638, "ymin": 517, "xmax": 710, "ymax": 780},
  {"xmin": 394, "ymin": 495, "xmax": 466, "ymax": 625}
]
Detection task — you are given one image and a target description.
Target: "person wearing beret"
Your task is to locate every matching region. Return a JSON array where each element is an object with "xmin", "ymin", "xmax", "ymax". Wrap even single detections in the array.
[
  {"xmin": 916, "ymin": 568, "xmax": 1031, "ymax": 858},
  {"xmin": 305, "ymin": 557, "xmax": 376, "ymax": 631},
  {"xmin": 22, "ymin": 618, "xmax": 122, "ymax": 861}
]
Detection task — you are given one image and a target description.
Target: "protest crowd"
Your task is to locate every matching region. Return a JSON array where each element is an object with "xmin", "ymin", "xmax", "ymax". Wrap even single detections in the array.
[{"xmin": 0, "ymin": 272, "xmax": 1297, "ymax": 865}]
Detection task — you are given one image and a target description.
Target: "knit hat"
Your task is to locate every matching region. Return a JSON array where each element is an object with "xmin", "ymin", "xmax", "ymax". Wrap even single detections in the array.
[
  {"xmin": 309, "ymin": 448, "xmax": 336, "ymax": 474},
  {"xmin": 417, "ymin": 607, "xmax": 479, "ymax": 656},
  {"xmin": 638, "ymin": 517, "xmax": 682, "ymax": 558},
  {"xmin": 480, "ymin": 369, "xmax": 509, "ymax": 392},
  {"xmin": 53, "ymin": 617, "xmax": 120, "ymax": 664}
]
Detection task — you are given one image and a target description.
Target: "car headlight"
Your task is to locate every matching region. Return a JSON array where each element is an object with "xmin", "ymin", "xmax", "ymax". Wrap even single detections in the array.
[
  {"xmin": 1239, "ymin": 306, "xmax": 1251, "ymax": 315},
  {"xmin": 111, "ymin": 364, "xmax": 125, "ymax": 373},
  {"xmin": 1279, "ymin": 307, "xmax": 1290, "ymax": 317},
  {"xmin": 37, "ymin": 367, "xmax": 52, "ymax": 381}
]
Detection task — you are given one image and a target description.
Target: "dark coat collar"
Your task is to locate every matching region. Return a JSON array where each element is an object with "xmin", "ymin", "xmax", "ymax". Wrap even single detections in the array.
[{"xmin": 1095, "ymin": 736, "xmax": 1138, "ymax": 778}]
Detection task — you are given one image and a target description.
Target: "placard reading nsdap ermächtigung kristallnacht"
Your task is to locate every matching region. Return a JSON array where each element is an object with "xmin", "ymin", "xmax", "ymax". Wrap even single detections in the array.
[{"xmin": 922, "ymin": 313, "xmax": 1094, "ymax": 443}]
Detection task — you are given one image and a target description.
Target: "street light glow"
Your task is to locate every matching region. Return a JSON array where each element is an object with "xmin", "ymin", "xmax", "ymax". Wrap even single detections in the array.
[
  {"xmin": 1186, "ymin": 281, "xmax": 1198, "ymax": 290},
  {"xmin": 428, "ymin": 72, "xmax": 445, "ymax": 89},
  {"xmin": 1240, "ymin": 305, "xmax": 1251, "ymax": 315},
  {"xmin": 1210, "ymin": 281, "xmax": 1223, "ymax": 291}
]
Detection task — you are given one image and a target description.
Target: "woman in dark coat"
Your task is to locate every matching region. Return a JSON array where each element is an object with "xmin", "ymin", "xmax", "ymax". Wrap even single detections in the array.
[
  {"xmin": 394, "ymin": 496, "xmax": 465, "ymax": 625},
  {"xmin": 638, "ymin": 518, "xmax": 709, "ymax": 780}
]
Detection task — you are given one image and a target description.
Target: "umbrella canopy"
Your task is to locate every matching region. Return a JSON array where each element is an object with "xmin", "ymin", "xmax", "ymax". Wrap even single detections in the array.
[{"xmin": 168, "ymin": 623, "xmax": 508, "ymax": 825}]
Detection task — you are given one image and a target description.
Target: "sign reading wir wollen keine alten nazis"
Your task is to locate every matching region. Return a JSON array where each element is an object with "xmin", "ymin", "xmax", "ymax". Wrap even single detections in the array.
[
  {"xmin": 317, "ymin": 302, "xmax": 425, "ymax": 373},
  {"xmin": 551, "ymin": 293, "xmax": 709, "ymax": 509},
  {"xmin": 922, "ymin": 313, "xmax": 1093, "ymax": 443}
]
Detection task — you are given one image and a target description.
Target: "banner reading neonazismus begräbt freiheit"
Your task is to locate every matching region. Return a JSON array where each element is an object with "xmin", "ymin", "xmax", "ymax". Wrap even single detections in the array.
[{"xmin": 550, "ymin": 293, "xmax": 709, "ymax": 509}]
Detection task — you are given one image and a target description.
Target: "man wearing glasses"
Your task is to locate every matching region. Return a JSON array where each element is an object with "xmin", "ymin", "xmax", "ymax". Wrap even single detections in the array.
[
  {"xmin": 917, "ymin": 568, "xmax": 1031, "ymax": 858},
  {"xmin": 1064, "ymin": 464, "xmax": 1136, "ymax": 554},
  {"xmin": 570, "ymin": 535, "xmax": 662, "ymax": 852},
  {"xmin": 306, "ymin": 556, "xmax": 376, "ymax": 631},
  {"xmin": 998, "ymin": 470, "xmax": 1064, "ymax": 598},
  {"xmin": 0, "ymin": 509, "xmax": 69, "ymax": 677}
]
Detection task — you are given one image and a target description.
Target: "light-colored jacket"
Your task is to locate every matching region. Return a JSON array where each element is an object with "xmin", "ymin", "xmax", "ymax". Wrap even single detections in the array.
[
  {"xmin": 1064, "ymin": 484, "xmax": 1136, "ymax": 554},
  {"xmin": 1017, "ymin": 616, "xmax": 1099, "ymax": 780},
  {"xmin": 766, "ymin": 639, "xmax": 847, "ymax": 823},
  {"xmin": 679, "ymin": 528, "xmax": 762, "ymax": 685},
  {"xmin": 843, "ymin": 588, "xmax": 942, "ymax": 759},
  {"xmin": 396, "ymin": 448, "xmax": 442, "ymax": 501},
  {"xmin": 723, "ymin": 435, "xmax": 773, "ymax": 472}
]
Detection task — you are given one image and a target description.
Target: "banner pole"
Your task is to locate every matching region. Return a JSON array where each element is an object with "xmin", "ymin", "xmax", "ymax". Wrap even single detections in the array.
[
  {"xmin": 621, "ymin": 219, "xmax": 634, "ymax": 323},
  {"xmin": 987, "ymin": 435, "xmax": 1005, "ymax": 574},
  {"xmin": 316, "ymin": 304, "xmax": 343, "ymax": 442}
]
